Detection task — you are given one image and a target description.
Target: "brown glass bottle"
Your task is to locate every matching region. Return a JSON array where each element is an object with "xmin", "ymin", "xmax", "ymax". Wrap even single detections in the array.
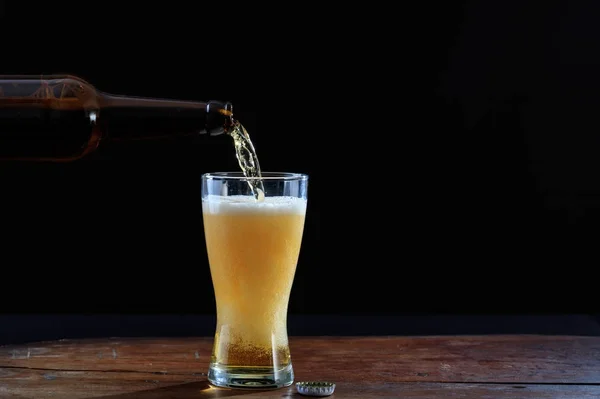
[{"xmin": 0, "ymin": 75, "xmax": 234, "ymax": 161}]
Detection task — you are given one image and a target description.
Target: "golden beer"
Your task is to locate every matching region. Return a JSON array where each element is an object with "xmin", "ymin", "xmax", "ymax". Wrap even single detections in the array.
[{"xmin": 202, "ymin": 190, "xmax": 307, "ymax": 388}]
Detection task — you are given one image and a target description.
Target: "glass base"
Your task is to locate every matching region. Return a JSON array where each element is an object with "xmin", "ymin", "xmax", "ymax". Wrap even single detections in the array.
[{"xmin": 208, "ymin": 363, "xmax": 294, "ymax": 389}]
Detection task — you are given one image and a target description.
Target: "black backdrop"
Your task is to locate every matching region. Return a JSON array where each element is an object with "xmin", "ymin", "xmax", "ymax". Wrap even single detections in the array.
[{"xmin": 1, "ymin": 1, "xmax": 599, "ymax": 330}]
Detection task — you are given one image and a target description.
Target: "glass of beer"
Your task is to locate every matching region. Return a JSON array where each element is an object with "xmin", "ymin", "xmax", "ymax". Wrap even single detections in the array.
[{"xmin": 201, "ymin": 171, "xmax": 308, "ymax": 389}]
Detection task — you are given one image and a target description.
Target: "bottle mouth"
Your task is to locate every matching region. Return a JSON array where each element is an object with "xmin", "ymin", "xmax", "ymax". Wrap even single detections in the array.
[
  {"xmin": 202, "ymin": 172, "xmax": 308, "ymax": 181},
  {"xmin": 205, "ymin": 101, "xmax": 234, "ymax": 136},
  {"xmin": 207, "ymin": 101, "xmax": 233, "ymax": 117}
]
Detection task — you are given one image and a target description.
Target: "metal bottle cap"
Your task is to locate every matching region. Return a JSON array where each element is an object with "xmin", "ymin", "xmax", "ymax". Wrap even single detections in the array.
[{"xmin": 296, "ymin": 381, "xmax": 336, "ymax": 397}]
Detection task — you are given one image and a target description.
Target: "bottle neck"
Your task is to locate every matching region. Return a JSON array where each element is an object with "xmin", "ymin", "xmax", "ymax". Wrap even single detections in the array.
[
  {"xmin": 99, "ymin": 93, "xmax": 210, "ymax": 110},
  {"xmin": 97, "ymin": 92, "xmax": 234, "ymax": 141}
]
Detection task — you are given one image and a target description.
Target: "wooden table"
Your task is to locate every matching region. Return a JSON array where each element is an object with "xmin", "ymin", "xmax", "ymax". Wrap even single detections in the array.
[{"xmin": 1, "ymin": 335, "xmax": 599, "ymax": 398}]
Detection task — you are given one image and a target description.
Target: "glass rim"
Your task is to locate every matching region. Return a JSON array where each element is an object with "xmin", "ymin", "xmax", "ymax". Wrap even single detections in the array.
[{"xmin": 202, "ymin": 171, "xmax": 308, "ymax": 181}]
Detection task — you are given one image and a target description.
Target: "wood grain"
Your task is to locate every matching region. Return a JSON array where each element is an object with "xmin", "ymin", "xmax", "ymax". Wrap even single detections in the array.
[
  {"xmin": 1, "ymin": 335, "xmax": 599, "ymax": 398},
  {"xmin": 1, "ymin": 368, "xmax": 600, "ymax": 399}
]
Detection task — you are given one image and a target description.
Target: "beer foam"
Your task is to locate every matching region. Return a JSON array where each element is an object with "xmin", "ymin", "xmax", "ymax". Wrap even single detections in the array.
[{"xmin": 202, "ymin": 194, "xmax": 307, "ymax": 215}]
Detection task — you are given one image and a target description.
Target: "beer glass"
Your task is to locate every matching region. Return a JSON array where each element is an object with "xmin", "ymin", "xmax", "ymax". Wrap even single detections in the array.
[{"xmin": 201, "ymin": 171, "xmax": 308, "ymax": 389}]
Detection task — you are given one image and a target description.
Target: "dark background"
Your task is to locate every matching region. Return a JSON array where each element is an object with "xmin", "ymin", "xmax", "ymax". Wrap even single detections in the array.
[{"xmin": 2, "ymin": 1, "xmax": 600, "ymax": 343}]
